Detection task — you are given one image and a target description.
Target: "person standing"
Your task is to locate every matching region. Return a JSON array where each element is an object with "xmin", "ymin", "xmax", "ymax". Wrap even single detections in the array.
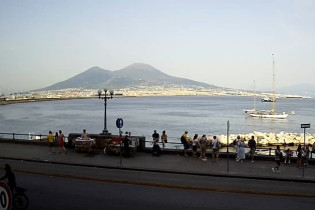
[
  {"xmin": 302, "ymin": 145, "xmax": 310, "ymax": 167},
  {"xmin": 123, "ymin": 132, "xmax": 131, "ymax": 158},
  {"xmin": 58, "ymin": 130, "xmax": 67, "ymax": 154},
  {"xmin": 272, "ymin": 145, "xmax": 281, "ymax": 173},
  {"xmin": 192, "ymin": 134, "xmax": 199, "ymax": 158},
  {"xmin": 234, "ymin": 135, "xmax": 241, "ymax": 161},
  {"xmin": 296, "ymin": 144, "xmax": 302, "ymax": 168},
  {"xmin": 199, "ymin": 134, "xmax": 207, "ymax": 161},
  {"xmin": 152, "ymin": 130, "xmax": 160, "ymax": 143},
  {"xmin": 248, "ymin": 136, "xmax": 256, "ymax": 162},
  {"xmin": 284, "ymin": 148, "xmax": 293, "ymax": 164},
  {"xmin": 152, "ymin": 130, "xmax": 161, "ymax": 156},
  {"xmin": 47, "ymin": 131, "xmax": 55, "ymax": 154},
  {"xmin": 54, "ymin": 132, "xmax": 59, "ymax": 151},
  {"xmin": 237, "ymin": 139, "xmax": 245, "ymax": 162},
  {"xmin": 211, "ymin": 136, "xmax": 221, "ymax": 162},
  {"xmin": 161, "ymin": 130, "xmax": 168, "ymax": 150},
  {"xmin": 180, "ymin": 131, "xmax": 191, "ymax": 157}
]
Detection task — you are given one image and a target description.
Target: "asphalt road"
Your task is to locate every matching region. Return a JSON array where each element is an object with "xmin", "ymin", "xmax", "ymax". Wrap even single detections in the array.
[{"xmin": 1, "ymin": 159, "xmax": 315, "ymax": 210}]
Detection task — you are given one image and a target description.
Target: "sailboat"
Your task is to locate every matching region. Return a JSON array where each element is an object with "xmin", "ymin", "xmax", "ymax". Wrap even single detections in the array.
[
  {"xmin": 249, "ymin": 55, "xmax": 288, "ymax": 119},
  {"xmin": 244, "ymin": 80, "xmax": 258, "ymax": 114}
]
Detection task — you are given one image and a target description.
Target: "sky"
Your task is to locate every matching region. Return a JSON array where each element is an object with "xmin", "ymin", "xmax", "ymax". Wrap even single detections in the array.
[{"xmin": 1, "ymin": 0, "xmax": 315, "ymax": 93}]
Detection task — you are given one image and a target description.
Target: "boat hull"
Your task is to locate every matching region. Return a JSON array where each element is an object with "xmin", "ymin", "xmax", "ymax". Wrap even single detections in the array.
[{"xmin": 249, "ymin": 113, "xmax": 288, "ymax": 119}]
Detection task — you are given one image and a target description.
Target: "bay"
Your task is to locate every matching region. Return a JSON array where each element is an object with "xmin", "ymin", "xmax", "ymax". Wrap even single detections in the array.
[{"xmin": 0, "ymin": 96, "xmax": 314, "ymax": 143}]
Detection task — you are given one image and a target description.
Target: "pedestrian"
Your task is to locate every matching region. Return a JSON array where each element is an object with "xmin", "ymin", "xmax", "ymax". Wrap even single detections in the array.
[
  {"xmin": 0, "ymin": 164, "xmax": 16, "ymax": 193},
  {"xmin": 296, "ymin": 144, "xmax": 302, "ymax": 168},
  {"xmin": 192, "ymin": 134, "xmax": 199, "ymax": 158},
  {"xmin": 312, "ymin": 142, "xmax": 315, "ymax": 154},
  {"xmin": 58, "ymin": 130, "xmax": 67, "ymax": 154},
  {"xmin": 161, "ymin": 130, "xmax": 168, "ymax": 150},
  {"xmin": 234, "ymin": 135, "xmax": 241, "ymax": 161},
  {"xmin": 199, "ymin": 134, "xmax": 207, "ymax": 161},
  {"xmin": 237, "ymin": 139, "xmax": 246, "ymax": 162},
  {"xmin": 54, "ymin": 132, "xmax": 59, "ymax": 150},
  {"xmin": 81, "ymin": 129, "xmax": 89, "ymax": 139},
  {"xmin": 47, "ymin": 131, "xmax": 55, "ymax": 154},
  {"xmin": 180, "ymin": 131, "xmax": 191, "ymax": 157},
  {"xmin": 248, "ymin": 135, "xmax": 256, "ymax": 162},
  {"xmin": 284, "ymin": 148, "xmax": 293, "ymax": 164},
  {"xmin": 152, "ymin": 130, "xmax": 160, "ymax": 143},
  {"xmin": 152, "ymin": 130, "xmax": 161, "ymax": 156},
  {"xmin": 302, "ymin": 145, "xmax": 310, "ymax": 167},
  {"xmin": 123, "ymin": 132, "xmax": 131, "ymax": 158},
  {"xmin": 211, "ymin": 136, "xmax": 221, "ymax": 162},
  {"xmin": 272, "ymin": 145, "xmax": 281, "ymax": 173}
]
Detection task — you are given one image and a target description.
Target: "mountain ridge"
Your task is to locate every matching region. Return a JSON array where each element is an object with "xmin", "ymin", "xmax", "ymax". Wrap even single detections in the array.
[{"xmin": 41, "ymin": 63, "xmax": 218, "ymax": 91}]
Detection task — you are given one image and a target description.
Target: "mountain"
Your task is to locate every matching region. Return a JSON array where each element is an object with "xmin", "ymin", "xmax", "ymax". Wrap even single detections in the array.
[
  {"xmin": 277, "ymin": 83, "xmax": 315, "ymax": 97},
  {"xmin": 41, "ymin": 63, "xmax": 218, "ymax": 91}
]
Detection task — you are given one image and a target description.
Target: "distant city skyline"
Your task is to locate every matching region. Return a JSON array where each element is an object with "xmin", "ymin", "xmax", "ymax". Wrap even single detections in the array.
[{"xmin": 1, "ymin": 0, "xmax": 315, "ymax": 94}]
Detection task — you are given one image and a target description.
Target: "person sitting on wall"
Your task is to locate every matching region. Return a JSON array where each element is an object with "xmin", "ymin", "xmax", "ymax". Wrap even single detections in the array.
[{"xmin": 81, "ymin": 129, "xmax": 89, "ymax": 139}]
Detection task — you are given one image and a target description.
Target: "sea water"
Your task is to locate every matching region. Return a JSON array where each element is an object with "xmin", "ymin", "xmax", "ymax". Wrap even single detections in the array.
[{"xmin": 0, "ymin": 96, "xmax": 314, "ymax": 144}]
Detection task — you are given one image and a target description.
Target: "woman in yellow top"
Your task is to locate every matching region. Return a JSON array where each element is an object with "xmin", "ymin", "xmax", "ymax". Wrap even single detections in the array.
[
  {"xmin": 47, "ymin": 131, "xmax": 55, "ymax": 154},
  {"xmin": 161, "ymin": 130, "xmax": 167, "ymax": 149}
]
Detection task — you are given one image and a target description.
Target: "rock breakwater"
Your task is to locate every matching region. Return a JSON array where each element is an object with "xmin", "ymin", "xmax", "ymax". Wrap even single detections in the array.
[{"xmin": 212, "ymin": 131, "xmax": 315, "ymax": 147}]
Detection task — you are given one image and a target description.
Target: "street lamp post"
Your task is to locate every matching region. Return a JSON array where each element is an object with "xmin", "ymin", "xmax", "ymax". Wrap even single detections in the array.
[
  {"xmin": 301, "ymin": 123, "xmax": 311, "ymax": 178},
  {"xmin": 98, "ymin": 89, "xmax": 114, "ymax": 134}
]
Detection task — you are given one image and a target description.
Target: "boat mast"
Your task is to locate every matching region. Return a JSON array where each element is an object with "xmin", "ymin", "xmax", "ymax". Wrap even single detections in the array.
[
  {"xmin": 272, "ymin": 54, "xmax": 276, "ymax": 114},
  {"xmin": 253, "ymin": 80, "xmax": 256, "ymax": 111}
]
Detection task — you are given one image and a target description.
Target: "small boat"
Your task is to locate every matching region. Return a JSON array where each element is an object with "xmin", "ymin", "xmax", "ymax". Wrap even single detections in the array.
[
  {"xmin": 261, "ymin": 97, "xmax": 275, "ymax": 102},
  {"xmin": 28, "ymin": 132, "xmax": 42, "ymax": 140},
  {"xmin": 285, "ymin": 95, "xmax": 303, "ymax": 99}
]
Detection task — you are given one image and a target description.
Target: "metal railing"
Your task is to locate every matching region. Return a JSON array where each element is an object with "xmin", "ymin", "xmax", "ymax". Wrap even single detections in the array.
[
  {"xmin": 144, "ymin": 140, "xmax": 315, "ymax": 159},
  {"xmin": 1, "ymin": 132, "xmax": 314, "ymax": 159},
  {"xmin": 0, "ymin": 132, "xmax": 44, "ymax": 141}
]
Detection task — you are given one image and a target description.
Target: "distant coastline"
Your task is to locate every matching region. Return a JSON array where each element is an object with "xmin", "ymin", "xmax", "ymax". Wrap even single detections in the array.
[
  {"xmin": 1, "ymin": 88, "xmax": 311, "ymax": 106},
  {"xmin": 0, "ymin": 97, "xmax": 92, "ymax": 106}
]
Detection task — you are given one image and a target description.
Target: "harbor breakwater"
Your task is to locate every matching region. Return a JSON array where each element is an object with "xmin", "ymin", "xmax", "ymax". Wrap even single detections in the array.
[{"xmin": 213, "ymin": 131, "xmax": 315, "ymax": 147}]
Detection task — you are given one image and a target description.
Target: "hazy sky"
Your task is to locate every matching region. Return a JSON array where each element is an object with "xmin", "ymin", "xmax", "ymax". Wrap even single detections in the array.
[{"xmin": 1, "ymin": 0, "xmax": 315, "ymax": 93}]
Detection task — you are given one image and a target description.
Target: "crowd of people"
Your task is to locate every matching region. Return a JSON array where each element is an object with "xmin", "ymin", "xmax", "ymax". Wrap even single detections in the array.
[
  {"xmin": 45, "ymin": 128, "xmax": 315, "ymax": 172},
  {"xmin": 151, "ymin": 130, "xmax": 315, "ymax": 171},
  {"xmin": 47, "ymin": 130, "xmax": 67, "ymax": 154}
]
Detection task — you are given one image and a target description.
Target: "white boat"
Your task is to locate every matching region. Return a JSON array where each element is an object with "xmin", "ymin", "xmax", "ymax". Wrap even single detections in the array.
[
  {"xmin": 249, "ymin": 55, "xmax": 288, "ymax": 119},
  {"xmin": 250, "ymin": 111, "xmax": 288, "ymax": 119},
  {"xmin": 261, "ymin": 97, "xmax": 275, "ymax": 102},
  {"xmin": 28, "ymin": 132, "xmax": 42, "ymax": 140}
]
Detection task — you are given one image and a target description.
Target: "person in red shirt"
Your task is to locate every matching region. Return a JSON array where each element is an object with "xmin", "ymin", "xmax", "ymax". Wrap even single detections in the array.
[{"xmin": 58, "ymin": 130, "xmax": 67, "ymax": 154}]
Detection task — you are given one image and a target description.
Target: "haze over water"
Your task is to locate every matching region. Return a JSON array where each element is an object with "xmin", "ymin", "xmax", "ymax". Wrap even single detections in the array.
[{"xmin": 0, "ymin": 96, "xmax": 314, "ymax": 142}]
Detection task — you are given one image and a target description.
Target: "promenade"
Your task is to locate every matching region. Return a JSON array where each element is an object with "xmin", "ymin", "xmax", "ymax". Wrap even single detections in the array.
[{"xmin": 0, "ymin": 142, "xmax": 314, "ymax": 183}]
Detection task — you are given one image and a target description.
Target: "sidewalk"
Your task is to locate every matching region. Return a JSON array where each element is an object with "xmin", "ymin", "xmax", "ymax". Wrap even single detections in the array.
[{"xmin": 0, "ymin": 142, "xmax": 314, "ymax": 182}]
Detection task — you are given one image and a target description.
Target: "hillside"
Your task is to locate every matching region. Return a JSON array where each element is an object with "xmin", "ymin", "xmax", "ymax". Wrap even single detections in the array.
[{"xmin": 41, "ymin": 63, "xmax": 219, "ymax": 91}]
